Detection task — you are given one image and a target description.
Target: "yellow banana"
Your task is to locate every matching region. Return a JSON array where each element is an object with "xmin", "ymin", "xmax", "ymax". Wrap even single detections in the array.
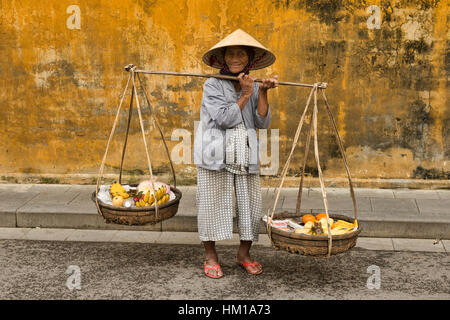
[
  {"xmin": 110, "ymin": 183, "xmax": 125, "ymax": 193},
  {"xmin": 155, "ymin": 186, "xmax": 167, "ymax": 201}
]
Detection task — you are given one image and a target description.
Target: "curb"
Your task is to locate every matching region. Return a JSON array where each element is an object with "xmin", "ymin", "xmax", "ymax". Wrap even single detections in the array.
[
  {"xmin": 0, "ymin": 228, "xmax": 448, "ymax": 253},
  {"xmin": 4, "ymin": 211, "xmax": 450, "ymax": 240},
  {"xmin": 0, "ymin": 185, "xmax": 449, "ymax": 240}
]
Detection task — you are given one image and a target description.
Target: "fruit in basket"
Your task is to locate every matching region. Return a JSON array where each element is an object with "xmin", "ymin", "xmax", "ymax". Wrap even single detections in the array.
[
  {"xmin": 144, "ymin": 191, "xmax": 153, "ymax": 203},
  {"xmin": 155, "ymin": 186, "xmax": 167, "ymax": 200},
  {"xmin": 131, "ymin": 181, "xmax": 171, "ymax": 208},
  {"xmin": 319, "ymin": 218, "xmax": 333, "ymax": 229},
  {"xmin": 137, "ymin": 180, "xmax": 170, "ymax": 194},
  {"xmin": 310, "ymin": 221, "xmax": 324, "ymax": 235},
  {"xmin": 110, "ymin": 182, "xmax": 125, "ymax": 194},
  {"xmin": 123, "ymin": 198, "xmax": 135, "ymax": 208},
  {"xmin": 301, "ymin": 214, "xmax": 316, "ymax": 224},
  {"xmin": 294, "ymin": 228, "xmax": 310, "ymax": 234},
  {"xmin": 110, "ymin": 182, "xmax": 129, "ymax": 199},
  {"xmin": 316, "ymin": 213, "xmax": 328, "ymax": 221},
  {"xmin": 317, "ymin": 218, "xmax": 335, "ymax": 235},
  {"xmin": 156, "ymin": 193, "xmax": 170, "ymax": 206},
  {"xmin": 112, "ymin": 195, "xmax": 124, "ymax": 207},
  {"xmin": 330, "ymin": 228, "xmax": 348, "ymax": 235},
  {"xmin": 304, "ymin": 221, "xmax": 314, "ymax": 229}
]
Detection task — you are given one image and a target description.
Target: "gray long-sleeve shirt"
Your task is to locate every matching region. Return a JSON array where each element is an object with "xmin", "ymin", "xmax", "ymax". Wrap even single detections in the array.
[{"xmin": 193, "ymin": 76, "xmax": 271, "ymax": 174}]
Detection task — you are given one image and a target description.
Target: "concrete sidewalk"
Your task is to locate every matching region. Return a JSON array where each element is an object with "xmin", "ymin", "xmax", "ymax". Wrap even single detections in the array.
[{"xmin": 0, "ymin": 184, "xmax": 449, "ymax": 239}]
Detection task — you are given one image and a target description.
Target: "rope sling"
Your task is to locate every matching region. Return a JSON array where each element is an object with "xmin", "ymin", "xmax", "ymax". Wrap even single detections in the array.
[{"xmin": 267, "ymin": 83, "xmax": 358, "ymax": 258}]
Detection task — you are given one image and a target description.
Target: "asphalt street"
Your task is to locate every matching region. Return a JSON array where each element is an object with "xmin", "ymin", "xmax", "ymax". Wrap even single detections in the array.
[{"xmin": 0, "ymin": 239, "xmax": 448, "ymax": 300}]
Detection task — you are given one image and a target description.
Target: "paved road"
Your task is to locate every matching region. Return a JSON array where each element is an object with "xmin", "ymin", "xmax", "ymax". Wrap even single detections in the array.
[{"xmin": 1, "ymin": 239, "xmax": 448, "ymax": 300}]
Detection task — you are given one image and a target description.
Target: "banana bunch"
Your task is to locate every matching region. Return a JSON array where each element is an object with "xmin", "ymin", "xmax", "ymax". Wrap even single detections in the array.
[
  {"xmin": 156, "ymin": 193, "xmax": 170, "ymax": 206},
  {"xmin": 295, "ymin": 219, "xmax": 357, "ymax": 235},
  {"xmin": 331, "ymin": 219, "xmax": 358, "ymax": 234},
  {"xmin": 155, "ymin": 186, "xmax": 167, "ymax": 201},
  {"xmin": 110, "ymin": 182, "xmax": 129, "ymax": 199},
  {"xmin": 135, "ymin": 185, "xmax": 170, "ymax": 207}
]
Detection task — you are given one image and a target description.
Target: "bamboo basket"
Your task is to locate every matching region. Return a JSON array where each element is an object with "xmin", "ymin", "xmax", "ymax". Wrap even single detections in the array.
[
  {"xmin": 269, "ymin": 212, "xmax": 361, "ymax": 256},
  {"xmin": 92, "ymin": 66, "xmax": 182, "ymax": 226},
  {"xmin": 92, "ymin": 185, "xmax": 182, "ymax": 226},
  {"xmin": 265, "ymin": 83, "xmax": 361, "ymax": 257}
]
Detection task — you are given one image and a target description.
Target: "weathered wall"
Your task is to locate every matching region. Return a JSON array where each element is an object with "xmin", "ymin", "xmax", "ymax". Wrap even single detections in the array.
[{"xmin": 0, "ymin": 0, "xmax": 448, "ymax": 184}]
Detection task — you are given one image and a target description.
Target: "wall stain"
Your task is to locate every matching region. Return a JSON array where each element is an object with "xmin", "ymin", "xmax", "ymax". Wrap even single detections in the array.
[
  {"xmin": 398, "ymin": 99, "xmax": 434, "ymax": 160},
  {"xmin": 0, "ymin": 0, "xmax": 447, "ymax": 179},
  {"xmin": 413, "ymin": 165, "xmax": 450, "ymax": 179}
]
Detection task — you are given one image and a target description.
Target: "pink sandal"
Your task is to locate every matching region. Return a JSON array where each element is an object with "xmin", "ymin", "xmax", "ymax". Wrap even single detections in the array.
[
  {"xmin": 203, "ymin": 263, "xmax": 223, "ymax": 279},
  {"xmin": 237, "ymin": 261, "xmax": 263, "ymax": 275}
]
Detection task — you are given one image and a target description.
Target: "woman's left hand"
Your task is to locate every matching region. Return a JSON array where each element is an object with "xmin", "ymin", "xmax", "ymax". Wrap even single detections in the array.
[{"xmin": 260, "ymin": 75, "xmax": 278, "ymax": 91}]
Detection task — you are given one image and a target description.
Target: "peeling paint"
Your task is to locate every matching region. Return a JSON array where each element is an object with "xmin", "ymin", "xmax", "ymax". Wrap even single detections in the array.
[{"xmin": 0, "ymin": 0, "xmax": 448, "ymax": 180}]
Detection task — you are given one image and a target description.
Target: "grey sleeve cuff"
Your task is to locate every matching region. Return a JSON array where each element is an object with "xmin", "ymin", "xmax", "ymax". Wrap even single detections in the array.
[
  {"xmin": 216, "ymin": 102, "xmax": 243, "ymax": 129},
  {"xmin": 255, "ymin": 105, "xmax": 271, "ymax": 129}
]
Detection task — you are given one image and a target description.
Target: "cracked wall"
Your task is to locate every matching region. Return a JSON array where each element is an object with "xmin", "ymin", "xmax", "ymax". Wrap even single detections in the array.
[{"xmin": 0, "ymin": 0, "xmax": 448, "ymax": 181}]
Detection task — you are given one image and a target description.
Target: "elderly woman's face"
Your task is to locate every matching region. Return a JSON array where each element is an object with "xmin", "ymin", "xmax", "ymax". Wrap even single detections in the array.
[{"xmin": 224, "ymin": 46, "xmax": 249, "ymax": 74}]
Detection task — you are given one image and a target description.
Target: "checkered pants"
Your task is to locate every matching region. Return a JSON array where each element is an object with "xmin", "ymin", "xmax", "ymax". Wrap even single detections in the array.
[{"xmin": 196, "ymin": 167, "xmax": 262, "ymax": 242}]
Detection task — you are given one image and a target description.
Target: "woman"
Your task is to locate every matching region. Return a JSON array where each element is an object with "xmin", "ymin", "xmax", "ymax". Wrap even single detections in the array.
[{"xmin": 194, "ymin": 29, "xmax": 278, "ymax": 278}]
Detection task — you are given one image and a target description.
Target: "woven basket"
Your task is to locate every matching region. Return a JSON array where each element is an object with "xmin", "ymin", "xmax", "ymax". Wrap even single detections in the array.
[
  {"xmin": 92, "ymin": 185, "xmax": 182, "ymax": 226},
  {"xmin": 94, "ymin": 70, "xmax": 182, "ymax": 226},
  {"xmin": 267, "ymin": 211, "xmax": 361, "ymax": 257}
]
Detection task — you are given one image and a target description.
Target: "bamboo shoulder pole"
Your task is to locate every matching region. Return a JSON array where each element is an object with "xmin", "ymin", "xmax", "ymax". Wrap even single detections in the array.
[{"xmin": 124, "ymin": 64, "xmax": 327, "ymax": 89}]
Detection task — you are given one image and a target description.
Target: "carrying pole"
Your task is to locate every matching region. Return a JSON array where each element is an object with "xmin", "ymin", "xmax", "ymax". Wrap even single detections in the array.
[{"xmin": 124, "ymin": 64, "xmax": 327, "ymax": 89}]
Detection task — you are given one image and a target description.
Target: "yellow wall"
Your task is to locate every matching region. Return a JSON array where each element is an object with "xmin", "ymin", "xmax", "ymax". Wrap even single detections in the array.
[{"xmin": 0, "ymin": 0, "xmax": 448, "ymax": 184}]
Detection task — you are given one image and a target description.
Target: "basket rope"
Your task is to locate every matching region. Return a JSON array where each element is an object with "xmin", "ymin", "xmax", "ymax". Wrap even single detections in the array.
[
  {"xmin": 95, "ymin": 73, "xmax": 132, "ymax": 218},
  {"xmin": 295, "ymin": 105, "xmax": 313, "ymax": 216},
  {"xmin": 321, "ymin": 89, "xmax": 358, "ymax": 221},
  {"xmin": 131, "ymin": 68, "xmax": 160, "ymax": 220},
  {"xmin": 267, "ymin": 84, "xmax": 316, "ymax": 241},
  {"xmin": 118, "ymin": 85, "xmax": 134, "ymax": 184},
  {"xmin": 311, "ymin": 86, "xmax": 332, "ymax": 256},
  {"xmin": 95, "ymin": 67, "xmax": 179, "ymax": 221},
  {"xmin": 136, "ymin": 73, "xmax": 177, "ymax": 189},
  {"xmin": 267, "ymin": 84, "xmax": 358, "ymax": 257}
]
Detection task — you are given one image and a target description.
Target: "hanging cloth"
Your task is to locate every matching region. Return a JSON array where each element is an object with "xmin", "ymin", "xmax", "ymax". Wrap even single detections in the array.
[{"xmin": 225, "ymin": 121, "xmax": 250, "ymax": 175}]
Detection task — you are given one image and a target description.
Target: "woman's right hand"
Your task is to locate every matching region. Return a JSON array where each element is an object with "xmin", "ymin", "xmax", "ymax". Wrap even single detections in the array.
[{"xmin": 238, "ymin": 73, "xmax": 254, "ymax": 98}]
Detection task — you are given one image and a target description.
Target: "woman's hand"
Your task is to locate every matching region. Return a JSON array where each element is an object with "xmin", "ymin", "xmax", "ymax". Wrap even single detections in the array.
[
  {"xmin": 260, "ymin": 75, "xmax": 278, "ymax": 91},
  {"xmin": 238, "ymin": 73, "xmax": 255, "ymax": 98}
]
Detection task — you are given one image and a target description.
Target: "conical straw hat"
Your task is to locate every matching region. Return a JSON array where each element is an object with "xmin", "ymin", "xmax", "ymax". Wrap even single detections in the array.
[{"xmin": 202, "ymin": 29, "xmax": 276, "ymax": 70}]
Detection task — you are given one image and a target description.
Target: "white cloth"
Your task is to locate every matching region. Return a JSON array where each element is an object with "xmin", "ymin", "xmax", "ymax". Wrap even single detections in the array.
[{"xmin": 225, "ymin": 121, "xmax": 250, "ymax": 175}]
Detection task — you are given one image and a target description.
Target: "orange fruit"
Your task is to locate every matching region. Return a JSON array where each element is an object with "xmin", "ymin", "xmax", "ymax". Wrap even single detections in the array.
[
  {"xmin": 302, "ymin": 214, "xmax": 316, "ymax": 224},
  {"xmin": 316, "ymin": 213, "xmax": 328, "ymax": 221}
]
